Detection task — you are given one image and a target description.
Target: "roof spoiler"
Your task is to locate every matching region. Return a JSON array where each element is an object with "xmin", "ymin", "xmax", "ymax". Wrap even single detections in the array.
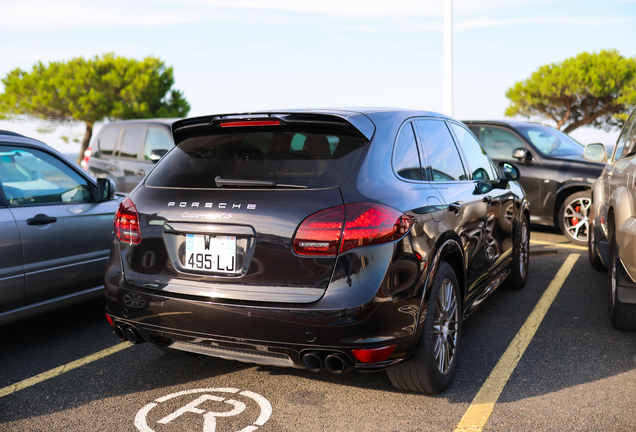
[{"xmin": 171, "ymin": 111, "xmax": 375, "ymax": 143}]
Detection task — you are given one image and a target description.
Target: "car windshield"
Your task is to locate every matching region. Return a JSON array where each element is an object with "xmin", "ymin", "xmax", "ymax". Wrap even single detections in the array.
[{"xmin": 516, "ymin": 124, "xmax": 584, "ymax": 158}]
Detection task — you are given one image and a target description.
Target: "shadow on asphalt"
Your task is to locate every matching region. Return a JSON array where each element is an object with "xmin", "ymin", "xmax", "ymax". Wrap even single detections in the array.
[{"xmin": 1, "ymin": 251, "xmax": 636, "ymax": 425}]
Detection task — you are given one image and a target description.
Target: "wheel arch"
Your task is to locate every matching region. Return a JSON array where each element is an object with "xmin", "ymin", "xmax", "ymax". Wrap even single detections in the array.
[{"xmin": 409, "ymin": 237, "xmax": 465, "ymax": 355}]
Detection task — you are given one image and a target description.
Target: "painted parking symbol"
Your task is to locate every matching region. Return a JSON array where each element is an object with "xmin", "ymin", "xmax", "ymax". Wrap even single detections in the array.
[{"xmin": 135, "ymin": 388, "xmax": 272, "ymax": 432}]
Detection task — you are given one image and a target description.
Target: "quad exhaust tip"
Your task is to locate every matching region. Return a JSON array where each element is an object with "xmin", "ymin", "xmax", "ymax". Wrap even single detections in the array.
[
  {"xmin": 124, "ymin": 327, "xmax": 147, "ymax": 345},
  {"xmin": 113, "ymin": 326, "xmax": 127, "ymax": 341},
  {"xmin": 302, "ymin": 351, "xmax": 354, "ymax": 374},
  {"xmin": 324, "ymin": 353, "xmax": 354, "ymax": 374},
  {"xmin": 302, "ymin": 352, "xmax": 327, "ymax": 373}
]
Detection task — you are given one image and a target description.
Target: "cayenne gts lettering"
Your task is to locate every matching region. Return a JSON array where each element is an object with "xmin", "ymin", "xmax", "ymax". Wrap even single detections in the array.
[{"xmin": 181, "ymin": 212, "xmax": 234, "ymax": 220}]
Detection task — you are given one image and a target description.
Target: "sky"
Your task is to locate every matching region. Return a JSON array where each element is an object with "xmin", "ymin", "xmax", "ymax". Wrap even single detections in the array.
[{"xmin": 1, "ymin": 0, "xmax": 635, "ymax": 154}]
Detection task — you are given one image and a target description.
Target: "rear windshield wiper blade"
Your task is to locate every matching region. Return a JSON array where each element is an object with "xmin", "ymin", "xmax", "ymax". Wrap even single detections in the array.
[{"xmin": 214, "ymin": 176, "xmax": 308, "ymax": 189}]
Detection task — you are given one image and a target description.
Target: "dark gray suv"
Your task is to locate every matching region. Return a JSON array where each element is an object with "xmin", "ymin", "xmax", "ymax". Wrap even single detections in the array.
[
  {"xmin": 464, "ymin": 120, "xmax": 605, "ymax": 245},
  {"xmin": 85, "ymin": 119, "xmax": 178, "ymax": 193},
  {"xmin": 105, "ymin": 109, "xmax": 529, "ymax": 394},
  {"xmin": 0, "ymin": 130, "xmax": 121, "ymax": 325}
]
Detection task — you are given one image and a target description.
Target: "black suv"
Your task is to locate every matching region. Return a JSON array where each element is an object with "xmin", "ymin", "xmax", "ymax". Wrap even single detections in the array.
[
  {"xmin": 464, "ymin": 120, "xmax": 605, "ymax": 244},
  {"xmin": 105, "ymin": 109, "xmax": 529, "ymax": 394}
]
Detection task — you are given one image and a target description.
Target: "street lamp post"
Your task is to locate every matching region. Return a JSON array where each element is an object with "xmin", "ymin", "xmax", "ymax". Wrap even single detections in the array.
[{"xmin": 443, "ymin": 0, "xmax": 453, "ymax": 117}]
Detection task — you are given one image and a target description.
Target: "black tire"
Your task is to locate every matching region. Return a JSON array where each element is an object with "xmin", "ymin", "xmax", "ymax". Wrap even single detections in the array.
[
  {"xmin": 386, "ymin": 261, "xmax": 462, "ymax": 394},
  {"xmin": 504, "ymin": 214, "xmax": 530, "ymax": 289},
  {"xmin": 588, "ymin": 206, "xmax": 606, "ymax": 270},
  {"xmin": 558, "ymin": 191, "xmax": 591, "ymax": 245},
  {"xmin": 608, "ymin": 234, "xmax": 636, "ymax": 331}
]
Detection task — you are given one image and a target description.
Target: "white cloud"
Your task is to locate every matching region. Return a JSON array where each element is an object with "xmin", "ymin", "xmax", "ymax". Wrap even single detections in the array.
[
  {"xmin": 455, "ymin": 16, "xmax": 631, "ymax": 31},
  {"xmin": 0, "ymin": 0, "xmax": 549, "ymax": 30}
]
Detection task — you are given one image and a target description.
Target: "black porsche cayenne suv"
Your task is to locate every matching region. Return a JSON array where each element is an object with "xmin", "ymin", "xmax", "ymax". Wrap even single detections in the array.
[{"xmin": 105, "ymin": 108, "xmax": 530, "ymax": 394}]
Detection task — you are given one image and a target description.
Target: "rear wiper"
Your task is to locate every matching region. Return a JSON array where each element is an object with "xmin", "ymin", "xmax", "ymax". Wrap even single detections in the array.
[{"xmin": 214, "ymin": 176, "xmax": 308, "ymax": 189}]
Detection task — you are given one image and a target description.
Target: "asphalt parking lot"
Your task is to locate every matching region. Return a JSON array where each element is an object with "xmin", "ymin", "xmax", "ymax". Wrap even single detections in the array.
[{"xmin": 1, "ymin": 226, "xmax": 635, "ymax": 432}]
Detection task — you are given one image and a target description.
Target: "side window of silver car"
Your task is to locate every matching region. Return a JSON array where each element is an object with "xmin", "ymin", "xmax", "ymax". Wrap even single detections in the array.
[
  {"xmin": 98, "ymin": 127, "xmax": 121, "ymax": 157},
  {"xmin": 614, "ymin": 111, "xmax": 636, "ymax": 161},
  {"xmin": 0, "ymin": 146, "xmax": 91, "ymax": 206}
]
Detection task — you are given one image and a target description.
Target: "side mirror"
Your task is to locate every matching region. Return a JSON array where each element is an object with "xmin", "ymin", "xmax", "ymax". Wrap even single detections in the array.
[
  {"xmin": 97, "ymin": 178, "xmax": 116, "ymax": 201},
  {"xmin": 149, "ymin": 149, "xmax": 168, "ymax": 162},
  {"xmin": 583, "ymin": 143, "xmax": 608, "ymax": 163},
  {"xmin": 498, "ymin": 161, "xmax": 520, "ymax": 181},
  {"xmin": 512, "ymin": 148, "xmax": 531, "ymax": 161}
]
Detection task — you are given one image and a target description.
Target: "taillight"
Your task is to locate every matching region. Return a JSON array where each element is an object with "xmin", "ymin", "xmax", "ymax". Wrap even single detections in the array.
[
  {"xmin": 340, "ymin": 203, "xmax": 414, "ymax": 253},
  {"xmin": 293, "ymin": 206, "xmax": 345, "ymax": 255},
  {"xmin": 114, "ymin": 197, "xmax": 141, "ymax": 244},
  {"xmin": 293, "ymin": 203, "xmax": 413, "ymax": 256},
  {"xmin": 80, "ymin": 146, "xmax": 92, "ymax": 169}
]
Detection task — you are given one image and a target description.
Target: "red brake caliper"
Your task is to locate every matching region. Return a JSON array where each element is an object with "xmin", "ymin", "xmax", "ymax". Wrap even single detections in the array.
[{"xmin": 572, "ymin": 204, "xmax": 580, "ymax": 226}]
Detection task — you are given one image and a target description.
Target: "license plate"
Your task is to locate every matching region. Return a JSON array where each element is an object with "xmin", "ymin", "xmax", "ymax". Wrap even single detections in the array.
[{"xmin": 185, "ymin": 234, "xmax": 236, "ymax": 273}]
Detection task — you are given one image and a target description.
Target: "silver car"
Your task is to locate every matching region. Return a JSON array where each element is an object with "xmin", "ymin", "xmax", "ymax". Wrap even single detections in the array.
[
  {"xmin": 585, "ymin": 109, "xmax": 636, "ymax": 330},
  {"xmin": 85, "ymin": 119, "xmax": 178, "ymax": 193},
  {"xmin": 0, "ymin": 130, "xmax": 121, "ymax": 325}
]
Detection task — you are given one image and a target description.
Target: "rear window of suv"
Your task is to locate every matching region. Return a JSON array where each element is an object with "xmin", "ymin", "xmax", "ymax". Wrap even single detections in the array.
[{"xmin": 145, "ymin": 126, "xmax": 368, "ymax": 189}]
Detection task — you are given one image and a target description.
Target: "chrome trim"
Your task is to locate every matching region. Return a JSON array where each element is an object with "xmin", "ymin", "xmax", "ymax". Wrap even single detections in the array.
[
  {"xmin": 25, "ymin": 257, "xmax": 108, "ymax": 276},
  {"xmin": 164, "ymin": 222, "xmax": 255, "ymax": 236},
  {"xmin": 160, "ymin": 284, "xmax": 325, "ymax": 303}
]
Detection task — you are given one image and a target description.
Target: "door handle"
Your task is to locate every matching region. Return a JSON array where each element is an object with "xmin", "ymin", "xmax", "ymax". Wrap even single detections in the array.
[
  {"xmin": 27, "ymin": 215, "xmax": 57, "ymax": 225},
  {"xmin": 448, "ymin": 202, "xmax": 462, "ymax": 214},
  {"xmin": 107, "ymin": 166, "xmax": 117, "ymax": 171},
  {"xmin": 135, "ymin": 169, "xmax": 146, "ymax": 176}
]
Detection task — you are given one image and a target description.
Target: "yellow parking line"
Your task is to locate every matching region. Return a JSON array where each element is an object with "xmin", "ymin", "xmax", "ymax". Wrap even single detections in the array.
[
  {"xmin": 530, "ymin": 239, "xmax": 587, "ymax": 251},
  {"xmin": 0, "ymin": 342, "xmax": 130, "ymax": 398},
  {"xmin": 454, "ymin": 253, "xmax": 579, "ymax": 432}
]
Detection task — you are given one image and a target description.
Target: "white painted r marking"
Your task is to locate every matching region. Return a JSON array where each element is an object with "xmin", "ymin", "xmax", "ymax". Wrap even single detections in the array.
[
  {"xmin": 135, "ymin": 387, "xmax": 272, "ymax": 432},
  {"xmin": 157, "ymin": 394, "xmax": 246, "ymax": 432}
]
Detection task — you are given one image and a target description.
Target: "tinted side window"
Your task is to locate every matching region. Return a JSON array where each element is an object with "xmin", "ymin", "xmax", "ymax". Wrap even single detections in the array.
[
  {"xmin": 451, "ymin": 123, "xmax": 498, "ymax": 181},
  {"xmin": 118, "ymin": 127, "xmax": 144, "ymax": 159},
  {"xmin": 144, "ymin": 128, "xmax": 173, "ymax": 161},
  {"xmin": 0, "ymin": 146, "xmax": 91, "ymax": 205},
  {"xmin": 477, "ymin": 126, "xmax": 526, "ymax": 160},
  {"xmin": 98, "ymin": 127, "xmax": 121, "ymax": 157},
  {"xmin": 615, "ymin": 111, "xmax": 636, "ymax": 160},
  {"xmin": 394, "ymin": 122, "xmax": 423, "ymax": 181},
  {"xmin": 415, "ymin": 120, "xmax": 466, "ymax": 182}
]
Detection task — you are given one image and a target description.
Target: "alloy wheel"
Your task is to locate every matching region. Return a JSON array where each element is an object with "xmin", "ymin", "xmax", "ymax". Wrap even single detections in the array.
[
  {"xmin": 563, "ymin": 196, "xmax": 591, "ymax": 242},
  {"xmin": 433, "ymin": 278, "xmax": 459, "ymax": 375},
  {"xmin": 519, "ymin": 221, "xmax": 529, "ymax": 279}
]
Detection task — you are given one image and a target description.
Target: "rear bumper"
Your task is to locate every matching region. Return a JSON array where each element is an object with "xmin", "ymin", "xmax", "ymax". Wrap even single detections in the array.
[{"xmin": 105, "ymin": 239, "xmax": 426, "ymax": 371}]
